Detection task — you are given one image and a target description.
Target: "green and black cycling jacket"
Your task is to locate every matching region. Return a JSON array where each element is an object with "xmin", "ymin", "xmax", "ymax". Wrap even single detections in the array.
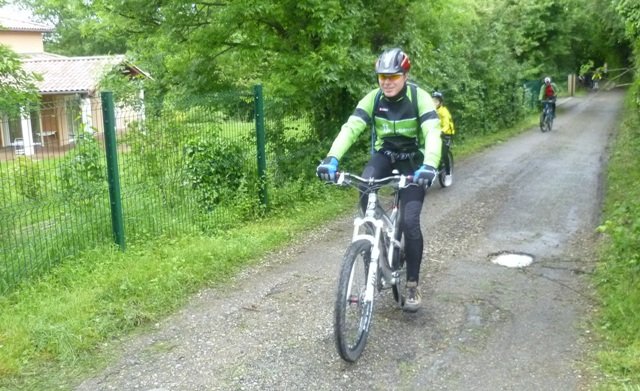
[{"xmin": 327, "ymin": 84, "xmax": 442, "ymax": 167}]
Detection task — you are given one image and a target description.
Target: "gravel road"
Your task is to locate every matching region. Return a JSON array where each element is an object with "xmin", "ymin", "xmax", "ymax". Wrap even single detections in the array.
[{"xmin": 76, "ymin": 89, "xmax": 623, "ymax": 391}]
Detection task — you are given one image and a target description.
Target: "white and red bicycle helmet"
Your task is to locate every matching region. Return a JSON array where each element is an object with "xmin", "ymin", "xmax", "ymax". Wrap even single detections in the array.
[{"xmin": 375, "ymin": 48, "xmax": 411, "ymax": 74}]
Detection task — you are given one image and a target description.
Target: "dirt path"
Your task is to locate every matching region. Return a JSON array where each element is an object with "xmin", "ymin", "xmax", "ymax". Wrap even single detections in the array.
[{"xmin": 76, "ymin": 90, "xmax": 623, "ymax": 391}]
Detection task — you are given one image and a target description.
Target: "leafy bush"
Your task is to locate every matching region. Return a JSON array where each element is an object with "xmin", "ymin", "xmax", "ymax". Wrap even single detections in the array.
[
  {"xmin": 182, "ymin": 136, "xmax": 252, "ymax": 212},
  {"xmin": 59, "ymin": 130, "xmax": 106, "ymax": 203},
  {"xmin": 121, "ymin": 119, "xmax": 176, "ymax": 186},
  {"xmin": 12, "ymin": 156, "xmax": 45, "ymax": 200}
]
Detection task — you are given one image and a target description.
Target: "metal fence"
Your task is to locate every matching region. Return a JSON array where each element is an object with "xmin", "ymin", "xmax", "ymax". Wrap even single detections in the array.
[
  {"xmin": 0, "ymin": 86, "xmax": 317, "ymax": 293},
  {"xmin": 523, "ymin": 80, "xmax": 543, "ymax": 109}
]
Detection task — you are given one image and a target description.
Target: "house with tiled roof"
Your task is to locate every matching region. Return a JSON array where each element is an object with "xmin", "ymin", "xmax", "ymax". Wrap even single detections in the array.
[
  {"xmin": 0, "ymin": 6, "xmax": 148, "ymax": 156},
  {"xmin": 0, "ymin": 8, "xmax": 53, "ymax": 54}
]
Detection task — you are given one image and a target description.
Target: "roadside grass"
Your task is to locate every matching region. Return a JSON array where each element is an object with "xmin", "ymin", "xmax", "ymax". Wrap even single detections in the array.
[
  {"xmin": 453, "ymin": 112, "xmax": 540, "ymax": 158},
  {"xmin": 0, "ymin": 107, "xmax": 553, "ymax": 390},
  {"xmin": 592, "ymin": 86, "xmax": 640, "ymax": 390}
]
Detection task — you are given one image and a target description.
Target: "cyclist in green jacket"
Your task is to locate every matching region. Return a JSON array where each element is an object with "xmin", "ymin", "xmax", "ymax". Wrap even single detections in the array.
[{"xmin": 317, "ymin": 47, "xmax": 442, "ymax": 312}]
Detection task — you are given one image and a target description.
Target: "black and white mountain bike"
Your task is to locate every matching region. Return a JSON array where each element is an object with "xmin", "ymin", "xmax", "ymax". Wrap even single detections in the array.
[{"xmin": 332, "ymin": 171, "xmax": 415, "ymax": 362}]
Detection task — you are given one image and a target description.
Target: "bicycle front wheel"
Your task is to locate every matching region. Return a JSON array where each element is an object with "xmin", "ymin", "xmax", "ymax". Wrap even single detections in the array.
[
  {"xmin": 334, "ymin": 239, "xmax": 374, "ymax": 362},
  {"xmin": 545, "ymin": 113, "xmax": 554, "ymax": 132},
  {"xmin": 541, "ymin": 111, "xmax": 553, "ymax": 132}
]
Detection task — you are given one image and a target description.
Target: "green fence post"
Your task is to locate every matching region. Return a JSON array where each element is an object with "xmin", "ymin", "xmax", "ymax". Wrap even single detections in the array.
[
  {"xmin": 254, "ymin": 84, "xmax": 268, "ymax": 208},
  {"xmin": 101, "ymin": 91, "xmax": 126, "ymax": 251}
]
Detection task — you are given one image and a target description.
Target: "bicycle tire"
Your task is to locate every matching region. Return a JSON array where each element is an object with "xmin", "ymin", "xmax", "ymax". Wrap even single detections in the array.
[
  {"xmin": 438, "ymin": 150, "xmax": 454, "ymax": 188},
  {"xmin": 545, "ymin": 113, "xmax": 553, "ymax": 132},
  {"xmin": 334, "ymin": 239, "xmax": 374, "ymax": 362},
  {"xmin": 540, "ymin": 109, "xmax": 553, "ymax": 132}
]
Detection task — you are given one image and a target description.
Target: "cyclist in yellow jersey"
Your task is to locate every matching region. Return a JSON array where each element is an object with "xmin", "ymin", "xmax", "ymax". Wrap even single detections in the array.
[{"xmin": 432, "ymin": 91, "xmax": 454, "ymax": 187}]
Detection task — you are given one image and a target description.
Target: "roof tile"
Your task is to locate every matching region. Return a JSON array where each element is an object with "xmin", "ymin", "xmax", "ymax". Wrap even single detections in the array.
[
  {"xmin": 21, "ymin": 55, "xmax": 127, "ymax": 94},
  {"xmin": 0, "ymin": 7, "xmax": 54, "ymax": 32}
]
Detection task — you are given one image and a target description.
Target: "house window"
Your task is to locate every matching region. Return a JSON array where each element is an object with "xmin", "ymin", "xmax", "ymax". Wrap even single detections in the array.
[
  {"xmin": 30, "ymin": 110, "xmax": 43, "ymax": 145},
  {"xmin": 4, "ymin": 112, "xmax": 43, "ymax": 145},
  {"xmin": 7, "ymin": 115, "xmax": 22, "ymax": 143},
  {"xmin": 65, "ymin": 96, "xmax": 82, "ymax": 142}
]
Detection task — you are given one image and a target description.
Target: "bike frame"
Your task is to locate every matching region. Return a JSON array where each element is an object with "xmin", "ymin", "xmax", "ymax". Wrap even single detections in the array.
[
  {"xmin": 336, "ymin": 173, "xmax": 410, "ymax": 303},
  {"xmin": 541, "ymin": 99, "xmax": 555, "ymax": 117}
]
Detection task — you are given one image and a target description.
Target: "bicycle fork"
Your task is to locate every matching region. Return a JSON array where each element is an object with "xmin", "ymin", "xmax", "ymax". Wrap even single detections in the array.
[
  {"xmin": 351, "ymin": 215, "xmax": 381, "ymax": 304},
  {"xmin": 352, "ymin": 227, "xmax": 400, "ymax": 304}
]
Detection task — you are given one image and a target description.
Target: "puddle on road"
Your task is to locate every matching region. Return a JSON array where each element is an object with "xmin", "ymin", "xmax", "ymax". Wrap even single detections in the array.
[{"xmin": 489, "ymin": 252, "xmax": 534, "ymax": 268}]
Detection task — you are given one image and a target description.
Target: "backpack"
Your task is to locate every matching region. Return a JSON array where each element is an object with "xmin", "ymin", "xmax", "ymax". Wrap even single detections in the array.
[{"xmin": 370, "ymin": 82, "xmax": 420, "ymax": 155}]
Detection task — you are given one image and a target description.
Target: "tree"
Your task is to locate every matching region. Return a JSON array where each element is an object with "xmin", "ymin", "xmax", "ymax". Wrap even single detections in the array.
[
  {"xmin": 612, "ymin": 0, "xmax": 640, "ymax": 105},
  {"xmin": 20, "ymin": 0, "xmax": 127, "ymax": 55},
  {"xmin": 16, "ymin": 0, "xmax": 635, "ymax": 137},
  {"xmin": 0, "ymin": 44, "xmax": 41, "ymax": 116},
  {"xmin": 19, "ymin": 0, "xmax": 413, "ymax": 132}
]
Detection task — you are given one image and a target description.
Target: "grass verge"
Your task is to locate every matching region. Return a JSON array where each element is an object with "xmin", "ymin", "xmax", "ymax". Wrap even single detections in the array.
[
  {"xmin": 592, "ymin": 85, "xmax": 640, "ymax": 390},
  {"xmin": 0, "ymin": 107, "xmax": 561, "ymax": 390},
  {"xmin": 0, "ymin": 190, "xmax": 356, "ymax": 391}
]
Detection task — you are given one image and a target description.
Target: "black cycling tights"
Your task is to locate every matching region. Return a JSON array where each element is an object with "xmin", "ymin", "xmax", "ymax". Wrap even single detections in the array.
[{"xmin": 360, "ymin": 152, "xmax": 426, "ymax": 283}]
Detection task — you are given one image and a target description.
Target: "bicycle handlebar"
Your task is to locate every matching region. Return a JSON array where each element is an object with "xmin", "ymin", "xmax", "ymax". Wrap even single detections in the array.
[{"xmin": 334, "ymin": 172, "xmax": 415, "ymax": 189}]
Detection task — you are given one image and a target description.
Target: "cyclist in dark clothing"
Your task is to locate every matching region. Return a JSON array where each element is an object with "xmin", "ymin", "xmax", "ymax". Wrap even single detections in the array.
[{"xmin": 316, "ymin": 48, "xmax": 442, "ymax": 312}]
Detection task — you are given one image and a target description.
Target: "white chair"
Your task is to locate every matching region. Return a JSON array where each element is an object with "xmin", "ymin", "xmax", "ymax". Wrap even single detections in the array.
[{"xmin": 13, "ymin": 138, "xmax": 25, "ymax": 155}]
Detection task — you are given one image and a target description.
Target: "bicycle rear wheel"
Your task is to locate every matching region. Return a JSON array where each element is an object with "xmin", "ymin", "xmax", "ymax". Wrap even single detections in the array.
[
  {"xmin": 438, "ymin": 150, "xmax": 454, "ymax": 188},
  {"xmin": 334, "ymin": 239, "xmax": 374, "ymax": 362}
]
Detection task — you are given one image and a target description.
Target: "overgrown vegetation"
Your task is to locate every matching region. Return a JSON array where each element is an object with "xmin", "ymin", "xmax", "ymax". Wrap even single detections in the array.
[{"xmin": 591, "ymin": 2, "xmax": 640, "ymax": 389}]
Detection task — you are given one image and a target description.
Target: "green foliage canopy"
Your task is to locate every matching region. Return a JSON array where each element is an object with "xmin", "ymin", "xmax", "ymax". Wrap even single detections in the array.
[{"xmin": 18, "ymin": 0, "xmax": 637, "ymax": 135}]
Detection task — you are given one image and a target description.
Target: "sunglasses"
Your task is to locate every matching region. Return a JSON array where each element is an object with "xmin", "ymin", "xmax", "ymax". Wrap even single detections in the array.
[{"xmin": 378, "ymin": 73, "xmax": 404, "ymax": 81}]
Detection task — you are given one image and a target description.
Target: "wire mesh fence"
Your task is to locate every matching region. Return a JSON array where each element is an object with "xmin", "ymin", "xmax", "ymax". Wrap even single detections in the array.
[{"xmin": 0, "ymin": 87, "xmax": 317, "ymax": 293}]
